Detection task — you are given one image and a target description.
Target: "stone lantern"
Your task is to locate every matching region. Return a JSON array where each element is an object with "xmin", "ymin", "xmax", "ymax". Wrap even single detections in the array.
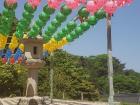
[{"xmin": 21, "ymin": 36, "xmax": 45, "ymax": 97}]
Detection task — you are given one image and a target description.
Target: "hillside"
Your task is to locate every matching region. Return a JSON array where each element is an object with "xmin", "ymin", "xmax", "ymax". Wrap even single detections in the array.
[{"xmin": 0, "ymin": 50, "xmax": 140, "ymax": 100}]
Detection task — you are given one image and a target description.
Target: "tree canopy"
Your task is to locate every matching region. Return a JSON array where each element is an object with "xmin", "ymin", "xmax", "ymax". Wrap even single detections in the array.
[{"xmin": 0, "ymin": 50, "xmax": 140, "ymax": 100}]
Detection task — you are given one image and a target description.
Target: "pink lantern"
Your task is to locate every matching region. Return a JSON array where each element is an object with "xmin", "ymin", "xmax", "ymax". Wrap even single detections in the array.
[
  {"xmin": 5, "ymin": 0, "xmax": 17, "ymax": 6},
  {"xmin": 65, "ymin": 0, "xmax": 79, "ymax": 9},
  {"xmin": 115, "ymin": 0, "xmax": 126, "ymax": 7},
  {"xmin": 104, "ymin": 1, "xmax": 117, "ymax": 15},
  {"xmin": 27, "ymin": 0, "xmax": 41, "ymax": 8},
  {"xmin": 2, "ymin": 57, "xmax": 7, "ymax": 64},
  {"xmin": 75, "ymin": 0, "xmax": 86, "ymax": 4},
  {"xmin": 86, "ymin": 0, "xmax": 98, "ymax": 14},
  {"xmin": 94, "ymin": 0, "xmax": 108, "ymax": 8},
  {"xmin": 48, "ymin": 0, "xmax": 61, "ymax": 9},
  {"xmin": 125, "ymin": 0, "xmax": 133, "ymax": 4}
]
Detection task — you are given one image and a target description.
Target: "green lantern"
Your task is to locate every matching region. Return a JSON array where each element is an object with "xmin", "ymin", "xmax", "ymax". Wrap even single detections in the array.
[
  {"xmin": 3, "ymin": 9, "xmax": 10, "ymax": 17},
  {"xmin": 17, "ymin": 23, "xmax": 25, "ymax": 30},
  {"xmin": 44, "ymin": 35, "xmax": 51, "ymax": 42},
  {"xmin": 95, "ymin": 9, "xmax": 106, "ymax": 19},
  {"xmin": 62, "ymin": 27, "xmax": 69, "ymax": 34},
  {"xmin": 51, "ymin": 19, "xmax": 61, "ymax": 26},
  {"xmin": 67, "ymin": 21, "xmax": 77, "ymax": 30},
  {"xmin": 20, "ymin": 18, "xmax": 29, "ymax": 26},
  {"xmin": 80, "ymin": 22, "xmax": 90, "ymax": 31},
  {"xmin": 47, "ymin": 24, "xmax": 57, "ymax": 33},
  {"xmin": 15, "ymin": 31, "xmax": 23, "ymax": 39},
  {"xmin": 54, "ymin": 35, "xmax": 61, "ymax": 41},
  {"xmin": 56, "ymin": 12, "xmax": 66, "ymax": 22},
  {"xmin": 32, "ymin": 24, "xmax": 40, "ymax": 32},
  {"xmin": 66, "ymin": 34, "xmax": 73, "ymax": 42},
  {"xmin": 36, "ymin": 20, "xmax": 45, "ymax": 27},
  {"xmin": 23, "ymin": 11, "xmax": 33, "ymax": 19},
  {"xmin": 75, "ymin": 26, "xmax": 83, "ymax": 35},
  {"xmin": 57, "ymin": 31, "xmax": 65, "ymax": 38},
  {"xmin": 78, "ymin": 7, "xmax": 89, "ymax": 18},
  {"xmin": 45, "ymin": 30, "xmax": 52, "ymax": 36},
  {"xmin": 43, "ymin": 5, "xmax": 55, "ymax": 15},
  {"xmin": 28, "ymin": 29, "xmax": 36, "ymax": 37},
  {"xmin": 61, "ymin": 5, "xmax": 72, "ymax": 16},
  {"xmin": 2, "ymin": 27, "xmax": 9, "ymax": 36},
  {"xmin": 24, "ymin": 3, "xmax": 35, "ymax": 13},
  {"xmin": 39, "ymin": 12, "xmax": 50, "ymax": 21},
  {"xmin": 87, "ymin": 16, "xmax": 98, "ymax": 25},
  {"xmin": 70, "ymin": 31, "xmax": 78, "ymax": 39}
]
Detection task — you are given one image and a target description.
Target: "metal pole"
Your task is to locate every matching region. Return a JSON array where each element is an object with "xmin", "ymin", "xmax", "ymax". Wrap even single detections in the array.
[
  {"xmin": 50, "ymin": 52, "xmax": 54, "ymax": 103},
  {"xmin": 107, "ymin": 15, "xmax": 114, "ymax": 105}
]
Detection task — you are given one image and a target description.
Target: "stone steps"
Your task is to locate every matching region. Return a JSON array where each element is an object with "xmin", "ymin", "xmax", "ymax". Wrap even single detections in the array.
[
  {"xmin": 0, "ymin": 98, "xmax": 19, "ymax": 105},
  {"xmin": 0, "ymin": 97, "xmax": 109, "ymax": 105}
]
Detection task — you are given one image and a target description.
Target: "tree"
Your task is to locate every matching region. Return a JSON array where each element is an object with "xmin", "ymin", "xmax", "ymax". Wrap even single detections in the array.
[
  {"xmin": 0, "ymin": 63, "xmax": 27, "ymax": 97},
  {"xmin": 38, "ymin": 50, "xmax": 100, "ymax": 100}
]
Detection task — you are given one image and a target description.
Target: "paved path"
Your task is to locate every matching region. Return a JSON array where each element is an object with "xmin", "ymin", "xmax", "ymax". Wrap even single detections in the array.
[{"xmin": 0, "ymin": 97, "xmax": 109, "ymax": 105}]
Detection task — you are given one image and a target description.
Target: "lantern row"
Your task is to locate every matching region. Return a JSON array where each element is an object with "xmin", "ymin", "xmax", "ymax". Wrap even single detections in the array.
[
  {"xmin": 43, "ymin": 9, "xmax": 107, "ymax": 53},
  {"xmin": 0, "ymin": 0, "xmax": 133, "ymax": 54}
]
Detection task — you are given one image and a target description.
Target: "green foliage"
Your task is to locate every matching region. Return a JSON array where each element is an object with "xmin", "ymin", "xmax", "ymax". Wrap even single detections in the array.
[
  {"xmin": 83, "ymin": 54, "xmax": 140, "ymax": 94},
  {"xmin": 0, "ymin": 63, "xmax": 27, "ymax": 97},
  {"xmin": 0, "ymin": 50, "xmax": 140, "ymax": 100},
  {"xmin": 38, "ymin": 50, "xmax": 99, "ymax": 100},
  {"xmin": 121, "ymin": 103, "xmax": 140, "ymax": 105}
]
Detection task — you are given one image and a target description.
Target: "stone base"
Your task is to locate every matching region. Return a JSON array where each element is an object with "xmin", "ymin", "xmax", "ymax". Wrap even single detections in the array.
[{"xmin": 18, "ymin": 96, "xmax": 50, "ymax": 105}]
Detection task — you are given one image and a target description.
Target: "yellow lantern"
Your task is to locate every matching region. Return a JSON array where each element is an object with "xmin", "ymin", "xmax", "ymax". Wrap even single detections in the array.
[{"xmin": 19, "ymin": 43, "xmax": 24, "ymax": 52}]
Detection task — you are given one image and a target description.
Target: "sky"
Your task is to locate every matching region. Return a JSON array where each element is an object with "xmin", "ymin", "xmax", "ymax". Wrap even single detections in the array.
[{"xmin": 0, "ymin": 0, "xmax": 140, "ymax": 72}]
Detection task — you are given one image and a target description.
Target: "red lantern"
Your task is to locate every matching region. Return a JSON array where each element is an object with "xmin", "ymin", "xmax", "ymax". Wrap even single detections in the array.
[
  {"xmin": 10, "ymin": 57, "xmax": 15, "ymax": 64},
  {"xmin": 18, "ymin": 57, "xmax": 23, "ymax": 64},
  {"xmin": 2, "ymin": 57, "xmax": 7, "ymax": 64}
]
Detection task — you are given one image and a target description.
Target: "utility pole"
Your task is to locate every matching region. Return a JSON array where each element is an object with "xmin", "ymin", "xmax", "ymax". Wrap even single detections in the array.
[
  {"xmin": 107, "ymin": 15, "xmax": 114, "ymax": 105},
  {"xmin": 50, "ymin": 52, "xmax": 54, "ymax": 103}
]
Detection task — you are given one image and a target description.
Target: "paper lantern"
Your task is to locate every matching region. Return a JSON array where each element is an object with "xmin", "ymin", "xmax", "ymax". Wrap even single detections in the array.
[
  {"xmin": 54, "ymin": 35, "xmax": 61, "ymax": 41},
  {"xmin": 62, "ymin": 27, "xmax": 69, "ymax": 34},
  {"xmin": 88, "ymin": 16, "xmax": 98, "ymax": 25},
  {"xmin": 66, "ymin": 34, "xmax": 73, "ymax": 42},
  {"xmin": 27, "ymin": 0, "xmax": 41, "ymax": 9},
  {"xmin": 39, "ymin": 12, "xmax": 50, "ymax": 21},
  {"xmin": 57, "ymin": 31, "xmax": 65, "ymax": 38},
  {"xmin": 47, "ymin": 24, "xmax": 57, "ymax": 33},
  {"xmin": 23, "ymin": 11, "xmax": 33, "ymax": 19},
  {"xmin": 35, "ymin": 19, "xmax": 45, "ymax": 27},
  {"xmin": 44, "ymin": 35, "xmax": 51, "ymax": 42},
  {"xmin": 2, "ymin": 57, "xmax": 7, "ymax": 64},
  {"xmin": 67, "ymin": 21, "xmax": 77, "ymax": 30},
  {"xmin": 24, "ymin": 3, "xmax": 34, "ymax": 12},
  {"xmin": 78, "ymin": 7, "xmax": 89, "ymax": 18},
  {"xmin": 61, "ymin": 5, "xmax": 72, "ymax": 15},
  {"xmin": 75, "ymin": 26, "xmax": 83, "ymax": 35},
  {"xmin": 65, "ymin": 0, "xmax": 79, "ymax": 9},
  {"xmin": 86, "ymin": 0, "xmax": 98, "ymax": 14},
  {"xmin": 70, "ymin": 31, "xmax": 77, "ymax": 39},
  {"xmin": 48, "ymin": 0, "xmax": 61, "ymax": 9},
  {"xmin": 95, "ymin": 9, "xmax": 106, "ymax": 19},
  {"xmin": 10, "ymin": 56, "xmax": 15, "ymax": 64},
  {"xmin": 80, "ymin": 22, "xmax": 90, "ymax": 31},
  {"xmin": 19, "ymin": 44, "xmax": 24, "ymax": 52},
  {"xmin": 56, "ymin": 12, "xmax": 66, "ymax": 22},
  {"xmin": 104, "ymin": 1, "xmax": 117, "ymax": 15},
  {"xmin": 43, "ymin": 5, "xmax": 55, "ymax": 14},
  {"xmin": 94, "ymin": 0, "xmax": 108, "ymax": 8},
  {"xmin": 5, "ymin": 0, "xmax": 17, "ymax": 6},
  {"xmin": 51, "ymin": 19, "xmax": 61, "ymax": 26}
]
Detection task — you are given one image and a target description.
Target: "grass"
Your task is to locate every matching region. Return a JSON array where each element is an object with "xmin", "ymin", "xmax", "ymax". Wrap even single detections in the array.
[{"xmin": 121, "ymin": 102, "xmax": 140, "ymax": 105}]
